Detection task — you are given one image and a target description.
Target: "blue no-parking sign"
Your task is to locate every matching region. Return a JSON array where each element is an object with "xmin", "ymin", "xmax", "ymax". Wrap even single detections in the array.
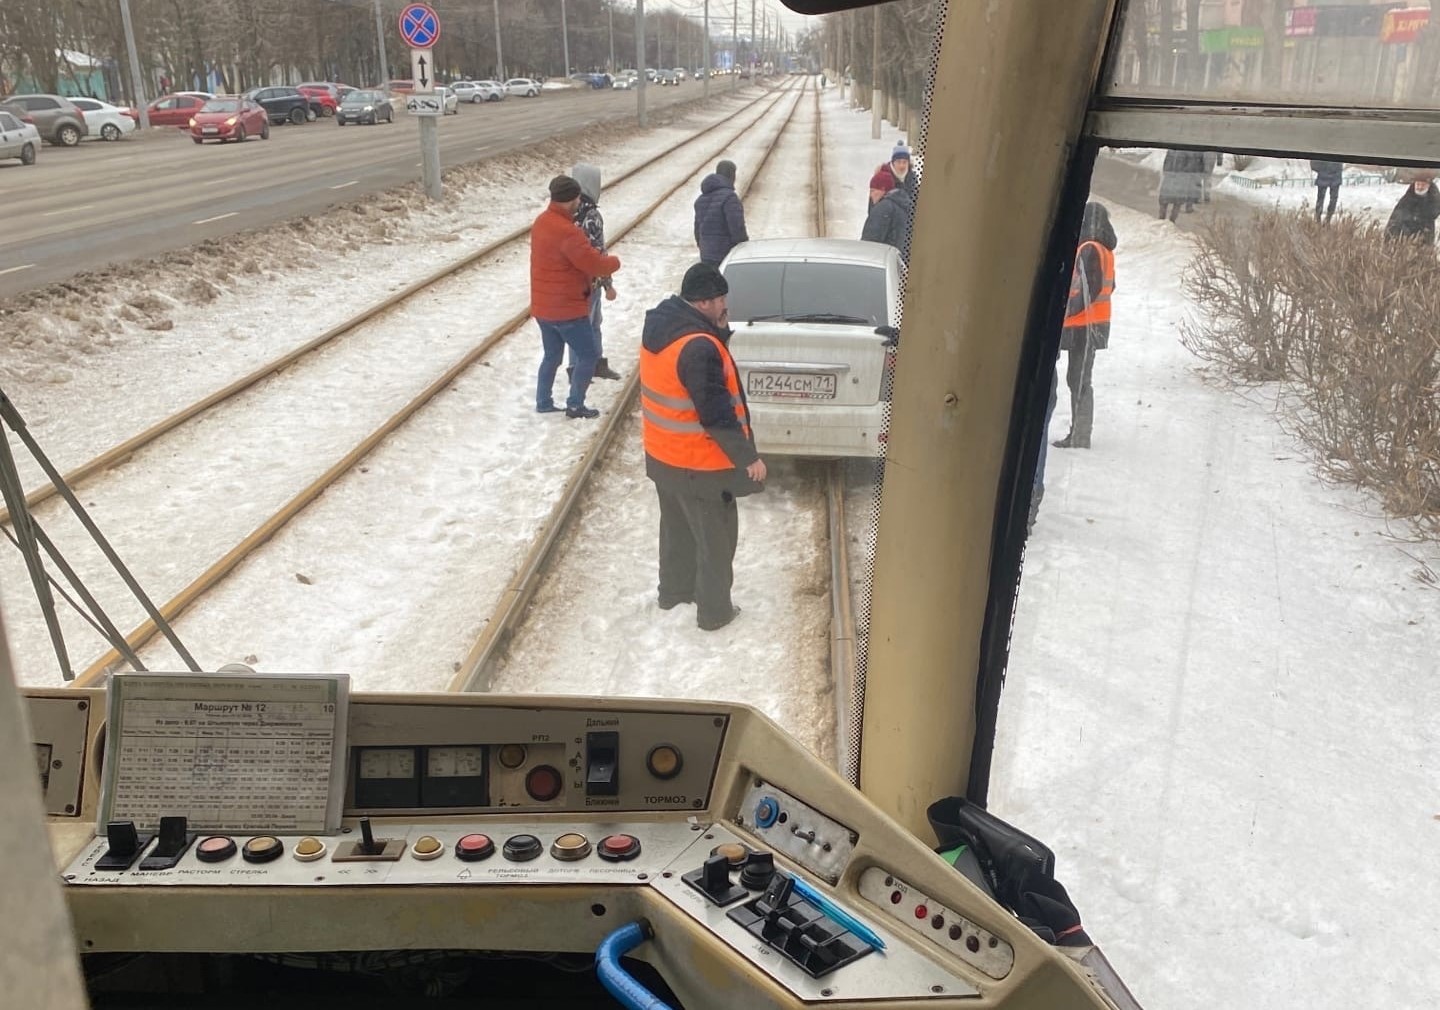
[{"xmin": 398, "ymin": 3, "xmax": 441, "ymax": 49}]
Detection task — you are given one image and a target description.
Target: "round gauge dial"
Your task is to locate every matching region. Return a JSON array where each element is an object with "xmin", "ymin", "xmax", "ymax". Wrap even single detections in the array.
[
  {"xmin": 358, "ymin": 747, "xmax": 415, "ymax": 780},
  {"xmin": 427, "ymin": 746, "xmax": 484, "ymax": 778}
]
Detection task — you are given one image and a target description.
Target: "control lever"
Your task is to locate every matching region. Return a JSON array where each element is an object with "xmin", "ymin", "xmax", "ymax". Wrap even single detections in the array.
[
  {"xmin": 138, "ymin": 815, "xmax": 196, "ymax": 870},
  {"xmin": 95, "ymin": 820, "xmax": 153, "ymax": 871},
  {"xmin": 332, "ymin": 817, "xmax": 407, "ymax": 862},
  {"xmin": 727, "ymin": 872, "xmax": 877, "ymax": 978},
  {"xmin": 359, "ymin": 817, "xmax": 380, "ymax": 855},
  {"xmin": 682, "ymin": 853, "xmax": 748, "ymax": 906}
]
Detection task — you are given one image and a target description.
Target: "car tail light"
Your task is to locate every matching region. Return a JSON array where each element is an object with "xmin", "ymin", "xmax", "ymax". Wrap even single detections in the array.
[{"xmin": 20, "ymin": 114, "xmax": 35, "ymax": 124}]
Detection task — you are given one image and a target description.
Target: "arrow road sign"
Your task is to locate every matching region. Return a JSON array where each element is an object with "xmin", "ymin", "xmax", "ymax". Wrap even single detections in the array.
[
  {"xmin": 398, "ymin": 3, "xmax": 441, "ymax": 48},
  {"xmin": 405, "ymin": 95, "xmax": 443, "ymax": 117},
  {"xmin": 411, "ymin": 49, "xmax": 433, "ymax": 92}
]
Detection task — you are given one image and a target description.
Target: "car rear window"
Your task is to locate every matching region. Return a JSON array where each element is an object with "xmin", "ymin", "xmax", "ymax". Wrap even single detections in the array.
[
  {"xmin": 0, "ymin": 112, "xmax": 18, "ymax": 130},
  {"xmin": 202, "ymin": 100, "xmax": 239, "ymax": 113},
  {"xmin": 723, "ymin": 262, "xmax": 888, "ymax": 327}
]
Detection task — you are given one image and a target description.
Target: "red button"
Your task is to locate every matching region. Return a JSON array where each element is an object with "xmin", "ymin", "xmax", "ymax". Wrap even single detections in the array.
[
  {"xmin": 525, "ymin": 764, "xmax": 563, "ymax": 802},
  {"xmin": 597, "ymin": 834, "xmax": 641, "ymax": 861},
  {"xmin": 456, "ymin": 833, "xmax": 495, "ymax": 861},
  {"xmin": 914, "ymin": 905, "xmax": 929, "ymax": 919}
]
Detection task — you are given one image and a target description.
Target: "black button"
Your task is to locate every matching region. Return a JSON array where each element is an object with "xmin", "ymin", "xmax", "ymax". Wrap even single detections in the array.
[{"xmin": 502, "ymin": 833, "xmax": 542, "ymax": 862}]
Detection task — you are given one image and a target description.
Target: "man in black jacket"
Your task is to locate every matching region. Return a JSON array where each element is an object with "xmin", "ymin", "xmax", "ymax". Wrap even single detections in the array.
[
  {"xmin": 1311, "ymin": 160, "xmax": 1343, "ymax": 223},
  {"xmin": 1385, "ymin": 170, "xmax": 1440, "ymax": 243},
  {"xmin": 640, "ymin": 263, "xmax": 767, "ymax": 631},
  {"xmin": 693, "ymin": 160, "xmax": 749, "ymax": 265},
  {"xmin": 861, "ymin": 169, "xmax": 913, "ymax": 261}
]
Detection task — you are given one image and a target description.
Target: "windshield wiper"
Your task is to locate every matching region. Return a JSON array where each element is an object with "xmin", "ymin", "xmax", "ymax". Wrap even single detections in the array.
[{"xmin": 781, "ymin": 313, "xmax": 873, "ymax": 325}]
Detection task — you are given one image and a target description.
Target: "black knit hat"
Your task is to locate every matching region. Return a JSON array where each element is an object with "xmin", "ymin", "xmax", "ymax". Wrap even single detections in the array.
[
  {"xmin": 716, "ymin": 159, "xmax": 737, "ymax": 181},
  {"xmin": 681, "ymin": 262, "xmax": 729, "ymax": 301},
  {"xmin": 549, "ymin": 175, "xmax": 581, "ymax": 202}
]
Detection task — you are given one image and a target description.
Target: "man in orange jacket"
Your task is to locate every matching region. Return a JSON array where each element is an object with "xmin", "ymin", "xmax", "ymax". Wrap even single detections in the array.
[
  {"xmin": 532, "ymin": 175, "xmax": 623, "ymax": 418},
  {"xmin": 640, "ymin": 263, "xmax": 766, "ymax": 631}
]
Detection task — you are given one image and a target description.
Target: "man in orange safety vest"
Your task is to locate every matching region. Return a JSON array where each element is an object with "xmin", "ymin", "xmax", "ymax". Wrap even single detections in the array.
[
  {"xmin": 639, "ymin": 263, "xmax": 767, "ymax": 631},
  {"xmin": 1053, "ymin": 201, "xmax": 1116, "ymax": 450}
]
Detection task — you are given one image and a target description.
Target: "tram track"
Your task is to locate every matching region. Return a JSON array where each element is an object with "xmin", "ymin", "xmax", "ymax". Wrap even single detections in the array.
[
  {"xmin": 48, "ymin": 82, "xmax": 804, "ymax": 688},
  {"xmin": 0, "ymin": 86, "xmax": 786, "ymax": 531},
  {"xmin": 457, "ymin": 81, "xmax": 857, "ymax": 766}
]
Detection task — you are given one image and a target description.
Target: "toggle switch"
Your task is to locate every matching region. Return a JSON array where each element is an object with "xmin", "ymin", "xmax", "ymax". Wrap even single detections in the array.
[
  {"xmin": 682, "ymin": 852, "xmax": 748, "ymax": 906},
  {"xmin": 139, "ymin": 816, "xmax": 196, "ymax": 871},
  {"xmin": 95, "ymin": 820, "xmax": 152, "ymax": 871},
  {"xmin": 585, "ymin": 731, "xmax": 619, "ymax": 796},
  {"xmin": 333, "ymin": 817, "xmax": 407, "ymax": 861}
]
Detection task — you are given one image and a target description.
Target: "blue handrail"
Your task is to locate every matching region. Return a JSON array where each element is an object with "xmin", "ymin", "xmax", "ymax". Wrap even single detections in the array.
[{"xmin": 595, "ymin": 920, "xmax": 674, "ymax": 1010}]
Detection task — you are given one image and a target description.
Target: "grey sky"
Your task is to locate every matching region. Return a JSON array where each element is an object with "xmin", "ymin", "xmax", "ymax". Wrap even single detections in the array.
[{"xmin": 641, "ymin": 0, "xmax": 818, "ymax": 40}]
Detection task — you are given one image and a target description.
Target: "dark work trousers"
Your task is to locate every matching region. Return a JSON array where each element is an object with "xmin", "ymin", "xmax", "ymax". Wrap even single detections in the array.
[
  {"xmin": 655, "ymin": 483, "xmax": 739, "ymax": 627},
  {"xmin": 1316, "ymin": 183, "xmax": 1339, "ymax": 222},
  {"xmin": 1062, "ymin": 328, "xmax": 1097, "ymax": 448}
]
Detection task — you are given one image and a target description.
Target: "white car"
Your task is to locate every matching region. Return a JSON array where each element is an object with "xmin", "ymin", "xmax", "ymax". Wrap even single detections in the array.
[
  {"xmin": 68, "ymin": 97, "xmax": 137, "ymax": 141},
  {"xmin": 504, "ymin": 78, "xmax": 541, "ymax": 98},
  {"xmin": 431, "ymin": 86, "xmax": 460, "ymax": 114},
  {"xmin": 452, "ymin": 80, "xmax": 502, "ymax": 103},
  {"xmin": 0, "ymin": 109, "xmax": 40, "ymax": 164},
  {"xmin": 612, "ymin": 76, "xmax": 637, "ymax": 90},
  {"xmin": 720, "ymin": 239, "xmax": 903, "ymax": 458}
]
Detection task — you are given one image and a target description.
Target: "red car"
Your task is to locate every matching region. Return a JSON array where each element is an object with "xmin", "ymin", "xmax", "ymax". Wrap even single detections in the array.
[
  {"xmin": 296, "ymin": 84, "xmax": 340, "ymax": 117},
  {"xmin": 188, "ymin": 97, "xmax": 269, "ymax": 143},
  {"xmin": 146, "ymin": 93, "xmax": 211, "ymax": 127}
]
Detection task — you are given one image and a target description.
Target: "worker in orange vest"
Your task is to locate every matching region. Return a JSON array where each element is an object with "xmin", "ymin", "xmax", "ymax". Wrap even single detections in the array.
[
  {"xmin": 1053, "ymin": 202, "xmax": 1116, "ymax": 450},
  {"xmin": 640, "ymin": 263, "xmax": 766, "ymax": 631}
]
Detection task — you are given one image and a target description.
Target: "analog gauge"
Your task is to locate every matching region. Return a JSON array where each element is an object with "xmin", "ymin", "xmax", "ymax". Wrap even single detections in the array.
[
  {"xmin": 358, "ymin": 747, "xmax": 416, "ymax": 779},
  {"xmin": 427, "ymin": 746, "xmax": 485, "ymax": 778}
]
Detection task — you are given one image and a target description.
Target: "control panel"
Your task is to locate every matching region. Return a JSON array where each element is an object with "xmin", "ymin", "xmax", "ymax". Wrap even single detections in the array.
[
  {"xmin": 31, "ymin": 678, "xmax": 1131, "ymax": 1010},
  {"xmin": 24, "ymin": 694, "xmax": 90, "ymax": 817}
]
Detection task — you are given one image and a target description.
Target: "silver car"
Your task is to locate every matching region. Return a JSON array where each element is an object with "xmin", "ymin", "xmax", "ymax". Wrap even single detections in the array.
[
  {"xmin": 721, "ymin": 239, "xmax": 903, "ymax": 459},
  {"xmin": 504, "ymin": 78, "xmax": 541, "ymax": 98},
  {"xmin": 0, "ymin": 110, "xmax": 40, "ymax": 164}
]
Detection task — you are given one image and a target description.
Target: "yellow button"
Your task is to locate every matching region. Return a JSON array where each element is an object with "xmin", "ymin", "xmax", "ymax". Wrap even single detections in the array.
[
  {"xmin": 550, "ymin": 832, "xmax": 592, "ymax": 861},
  {"xmin": 498, "ymin": 744, "xmax": 527, "ymax": 769},
  {"xmin": 412, "ymin": 835, "xmax": 444, "ymax": 860},
  {"xmin": 712, "ymin": 842, "xmax": 748, "ymax": 866},
  {"xmin": 646, "ymin": 744, "xmax": 683, "ymax": 780},
  {"xmin": 293, "ymin": 837, "xmax": 326, "ymax": 862}
]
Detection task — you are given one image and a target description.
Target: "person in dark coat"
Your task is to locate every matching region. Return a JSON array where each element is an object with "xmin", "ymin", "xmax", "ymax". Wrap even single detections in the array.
[
  {"xmin": 1159, "ymin": 149, "xmax": 1204, "ymax": 222},
  {"xmin": 693, "ymin": 160, "xmax": 749, "ymax": 265},
  {"xmin": 1384, "ymin": 171, "xmax": 1440, "ymax": 243},
  {"xmin": 1054, "ymin": 201, "xmax": 1116, "ymax": 450},
  {"xmin": 570, "ymin": 162, "xmax": 621, "ymax": 380},
  {"xmin": 640, "ymin": 264, "xmax": 766, "ymax": 631},
  {"xmin": 860, "ymin": 169, "xmax": 913, "ymax": 261},
  {"xmin": 1311, "ymin": 160, "xmax": 1343, "ymax": 223}
]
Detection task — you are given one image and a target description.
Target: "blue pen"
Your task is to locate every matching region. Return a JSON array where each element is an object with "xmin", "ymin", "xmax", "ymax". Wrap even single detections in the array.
[{"xmin": 789, "ymin": 874, "xmax": 887, "ymax": 951}]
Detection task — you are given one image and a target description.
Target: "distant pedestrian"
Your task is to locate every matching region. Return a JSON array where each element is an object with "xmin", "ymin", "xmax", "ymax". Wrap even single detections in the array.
[
  {"xmin": 570, "ymin": 162, "xmax": 621, "ymax": 381},
  {"xmin": 694, "ymin": 160, "xmax": 749, "ymax": 265},
  {"xmin": 531, "ymin": 174, "xmax": 622, "ymax": 419},
  {"xmin": 883, "ymin": 143, "xmax": 918, "ymax": 199},
  {"xmin": 1384, "ymin": 170, "xmax": 1440, "ymax": 243},
  {"xmin": 1311, "ymin": 160, "xmax": 1343, "ymax": 223},
  {"xmin": 1054, "ymin": 201, "xmax": 1116, "ymax": 450},
  {"xmin": 861, "ymin": 169, "xmax": 913, "ymax": 261},
  {"xmin": 1158, "ymin": 149, "xmax": 1204, "ymax": 222},
  {"xmin": 640, "ymin": 263, "xmax": 766, "ymax": 632}
]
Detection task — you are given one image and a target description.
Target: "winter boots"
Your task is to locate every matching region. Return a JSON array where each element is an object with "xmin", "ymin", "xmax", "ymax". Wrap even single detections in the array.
[{"xmin": 566, "ymin": 358, "xmax": 622, "ymax": 382}]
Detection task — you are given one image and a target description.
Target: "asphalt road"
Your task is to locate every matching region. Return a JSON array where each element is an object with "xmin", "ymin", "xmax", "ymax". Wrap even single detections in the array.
[{"xmin": 0, "ymin": 82, "xmax": 734, "ymax": 301}]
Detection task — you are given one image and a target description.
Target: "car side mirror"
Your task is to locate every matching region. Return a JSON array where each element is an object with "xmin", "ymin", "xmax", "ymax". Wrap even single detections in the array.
[{"xmin": 875, "ymin": 325, "xmax": 899, "ymax": 346}]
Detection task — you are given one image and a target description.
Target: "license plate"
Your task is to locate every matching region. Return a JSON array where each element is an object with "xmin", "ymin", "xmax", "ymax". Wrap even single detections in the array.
[
  {"xmin": 202, "ymin": 126, "xmax": 218, "ymax": 134},
  {"xmin": 746, "ymin": 371, "xmax": 837, "ymax": 400}
]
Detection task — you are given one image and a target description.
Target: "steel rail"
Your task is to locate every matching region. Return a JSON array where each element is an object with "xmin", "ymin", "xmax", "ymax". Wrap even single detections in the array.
[
  {"xmin": 69, "ymin": 82, "xmax": 803, "ymax": 688},
  {"xmin": 451, "ymin": 80, "xmax": 813, "ymax": 694},
  {"xmin": 0, "ymin": 87, "xmax": 782, "ymax": 530}
]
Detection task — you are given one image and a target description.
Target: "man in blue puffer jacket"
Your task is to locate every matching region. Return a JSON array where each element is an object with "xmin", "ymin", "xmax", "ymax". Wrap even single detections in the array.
[{"xmin": 693, "ymin": 159, "xmax": 749, "ymax": 265}]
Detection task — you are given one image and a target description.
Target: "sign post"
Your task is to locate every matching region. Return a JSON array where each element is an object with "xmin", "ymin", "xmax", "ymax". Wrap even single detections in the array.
[{"xmin": 399, "ymin": 3, "xmax": 443, "ymax": 200}]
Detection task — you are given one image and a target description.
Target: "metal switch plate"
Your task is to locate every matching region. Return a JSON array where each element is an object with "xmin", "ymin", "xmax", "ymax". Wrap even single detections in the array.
[{"xmin": 733, "ymin": 778, "xmax": 855, "ymax": 883}]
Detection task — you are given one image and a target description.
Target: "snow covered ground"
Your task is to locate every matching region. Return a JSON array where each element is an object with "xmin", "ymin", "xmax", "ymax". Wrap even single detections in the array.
[
  {"xmin": 2, "ymin": 72, "xmax": 1436, "ymax": 1010},
  {"xmin": 995, "ymin": 199, "xmax": 1440, "ymax": 1008}
]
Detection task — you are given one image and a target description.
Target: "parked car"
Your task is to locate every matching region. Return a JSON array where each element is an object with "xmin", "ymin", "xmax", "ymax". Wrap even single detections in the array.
[
  {"xmin": 431, "ymin": 86, "xmax": 460, "ymax": 114},
  {"xmin": 657, "ymin": 70, "xmax": 679, "ymax": 86},
  {"xmin": 504, "ymin": 78, "xmax": 541, "ymax": 98},
  {"xmin": 145, "ymin": 93, "xmax": 210, "ymax": 127},
  {"xmin": 68, "ymin": 97, "xmax": 137, "ymax": 141},
  {"xmin": 719, "ymin": 238, "xmax": 902, "ymax": 459},
  {"xmin": 189, "ymin": 97, "xmax": 269, "ymax": 143},
  {"xmin": 296, "ymin": 84, "xmax": 339, "ymax": 117},
  {"xmin": 673, "ymin": 68, "xmax": 688, "ymax": 81},
  {"xmin": 243, "ymin": 86, "xmax": 314, "ymax": 125},
  {"xmin": 0, "ymin": 94, "xmax": 89, "ymax": 146},
  {"xmin": 386, "ymin": 80, "xmax": 416, "ymax": 94},
  {"xmin": 0, "ymin": 110, "xmax": 40, "ymax": 164},
  {"xmin": 568, "ymin": 73, "xmax": 608, "ymax": 89},
  {"xmin": 612, "ymin": 75, "xmax": 637, "ymax": 90},
  {"xmin": 336, "ymin": 89, "xmax": 394, "ymax": 125},
  {"xmin": 454, "ymin": 80, "xmax": 504, "ymax": 102}
]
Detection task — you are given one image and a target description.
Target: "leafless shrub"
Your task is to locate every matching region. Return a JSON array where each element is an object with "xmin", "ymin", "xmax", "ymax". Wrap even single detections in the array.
[{"xmin": 1184, "ymin": 207, "xmax": 1440, "ymax": 534}]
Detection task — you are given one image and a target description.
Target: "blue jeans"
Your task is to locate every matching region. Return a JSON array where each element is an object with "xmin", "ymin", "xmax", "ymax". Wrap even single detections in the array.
[
  {"xmin": 568, "ymin": 289, "xmax": 604, "ymax": 364},
  {"xmin": 537, "ymin": 317, "xmax": 597, "ymax": 410}
]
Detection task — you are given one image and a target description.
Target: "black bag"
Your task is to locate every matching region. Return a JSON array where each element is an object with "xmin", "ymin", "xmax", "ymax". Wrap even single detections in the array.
[{"xmin": 927, "ymin": 797, "xmax": 1091, "ymax": 947}]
